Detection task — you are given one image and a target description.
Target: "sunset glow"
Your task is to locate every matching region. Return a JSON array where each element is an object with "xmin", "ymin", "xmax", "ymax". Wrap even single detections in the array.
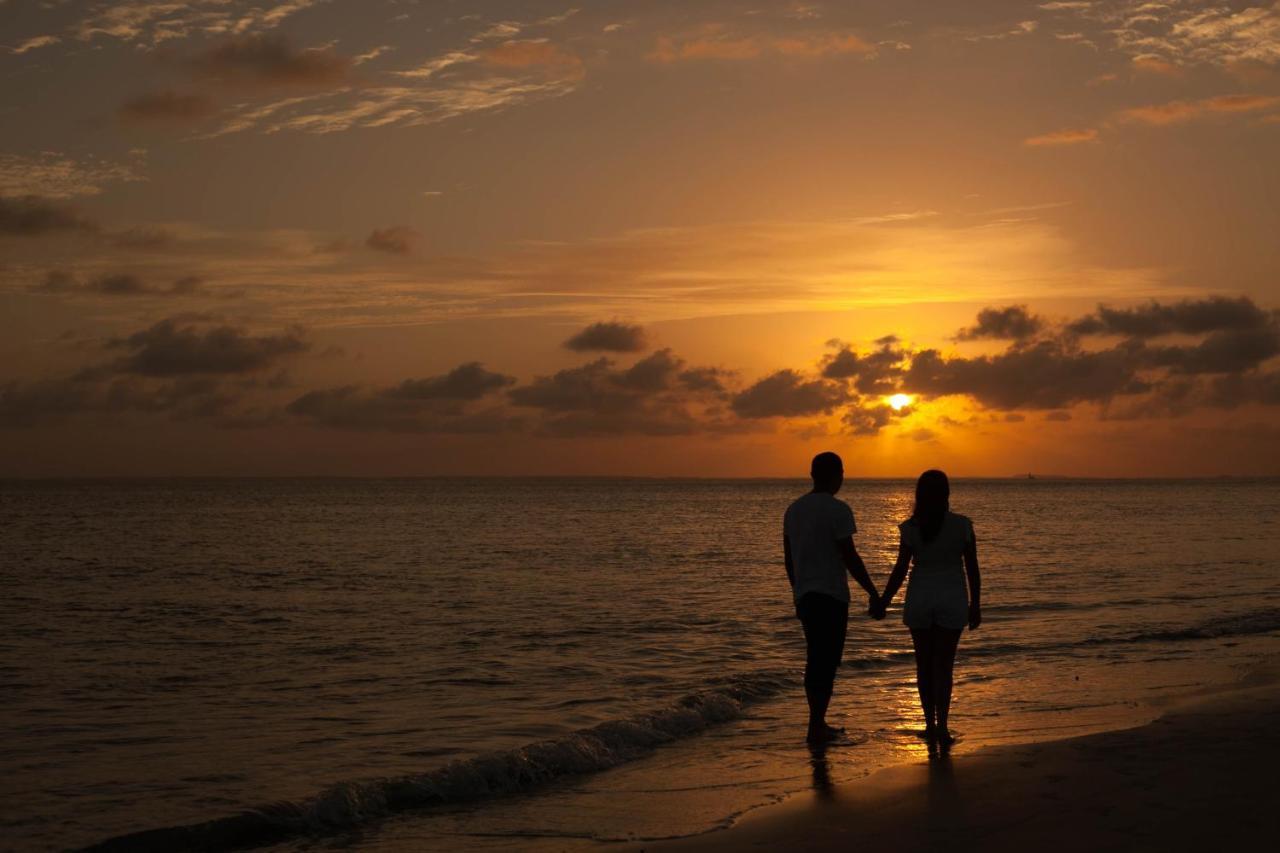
[{"xmin": 0, "ymin": 1, "xmax": 1277, "ymax": 477}]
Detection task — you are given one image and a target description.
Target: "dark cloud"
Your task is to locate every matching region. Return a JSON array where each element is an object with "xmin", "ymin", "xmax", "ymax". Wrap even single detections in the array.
[
  {"xmin": 107, "ymin": 319, "xmax": 309, "ymax": 376},
  {"xmin": 1068, "ymin": 296, "xmax": 1271, "ymax": 338},
  {"xmin": 1144, "ymin": 326, "xmax": 1280, "ymax": 374},
  {"xmin": 39, "ymin": 270, "xmax": 78, "ymax": 292},
  {"xmin": 956, "ymin": 305, "xmax": 1043, "ymax": 341},
  {"xmin": 0, "ymin": 374, "xmax": 240, "ymax": 427},
  {"xmin": 821, "ymin": 337, "xmax": 906, "ymax": 394},
  {"xmin": 905, "ymin": 341, "xmax": 1148, "ymax": 410},
  {"xmin": 678, "ymin": 366, "xmax": 731, "ymax": 394},
  {"xmin": 731, "ymin": 370, "xmax": 846, "ymax": 418},
  {"xmin": 366, "ymin": 226, "xmax": 417, "ymax": 254},
  {"xmin": 109, "ymin": 227, "xmax": 179, "ymax": 249},
  {"xmin": 843, "ymin": 402, "xmax": 901, "ymax": 435},
  {"xmin": 1207, "ymin": 370, "xmax": 1280, "ymax": 408},
  {"xmin": 563, "ymin": 321, "xmax": 648, "ymax": 353},
  {"xmin": 509, "ymin": 350, "xmax": 730, "ymax": 435},
  {"xmin": 88, "ymin": 273, "xmax": 150, "ymax": 295},
  {"xmin": 383, "ymin": 362, "xmax": 516, "ymax": 401},
  {"xmin": 0, "ymin": 377, "xmax": 96, "ymax": 427},
  {"xmin": 188, "ymin": 35, "xmax": 351, "ymax": 89},
  {"xmin": 35, "ymin": 270, "xmax": 205, "ymax": 297},
  {"xmin": 287, "ymin": 363, "xmax": 517, "ymax": 432},
  {"xmin": 1045, "ymin": 411, "xmax": 1072, "ymax": 421},
  {"xmin": 509, "ymin": 358, "xmax": 642, "ymax": 413},
  {"xmin": 0, "ymin": 195, "xmax": 97, "ymax": 235},
  {"xmin": 616, "ymin": 348, "xmax": 682, "ymax": 391},
  {"xmin": 118, "ymin": 90, "xmax": 218, "ymax": 123}
]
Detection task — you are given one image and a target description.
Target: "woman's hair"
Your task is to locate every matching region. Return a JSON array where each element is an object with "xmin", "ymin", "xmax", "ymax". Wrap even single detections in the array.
[{"xmin": 911, "ymin": 469, "xmax": 950, "ymax": 543}]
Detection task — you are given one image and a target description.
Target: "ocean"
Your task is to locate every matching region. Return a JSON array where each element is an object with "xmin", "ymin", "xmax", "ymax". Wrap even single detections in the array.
[{"xmin": 2, "ymin": 478, "xmax": 1278, "ymax": 851}]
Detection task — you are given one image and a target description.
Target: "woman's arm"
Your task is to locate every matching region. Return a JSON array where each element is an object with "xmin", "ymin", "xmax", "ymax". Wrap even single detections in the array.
[
  {"xmin": 783, "ymin": 534, "xmax": 795, "ymax": 590},
  {"xmin": 880, "ymin": 534, "xmax": 912, "ymax": 610},
  {"xmin": 964, "ymin": 535, "xmax": 982, "ymax": 629}
]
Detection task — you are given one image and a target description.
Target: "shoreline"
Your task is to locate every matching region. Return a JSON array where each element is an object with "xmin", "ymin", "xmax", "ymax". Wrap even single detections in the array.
[{"xmin": 629, "ymin": 681, "xmax": 1280, "ymax": 852}]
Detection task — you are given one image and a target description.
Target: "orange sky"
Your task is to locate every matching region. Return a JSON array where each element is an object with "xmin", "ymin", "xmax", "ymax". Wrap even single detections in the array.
[{"xmin": 1, "ymin": 1, "xmax": 1278, "ymax": 476}]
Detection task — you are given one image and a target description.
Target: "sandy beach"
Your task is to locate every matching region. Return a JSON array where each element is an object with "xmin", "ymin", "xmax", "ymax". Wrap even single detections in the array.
[{"xmin": 633, "ymin": 682, "xmax": 1280, "ymax": 853}]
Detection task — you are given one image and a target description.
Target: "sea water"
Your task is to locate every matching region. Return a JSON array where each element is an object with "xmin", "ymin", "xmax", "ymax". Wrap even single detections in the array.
[{"xmin": 2, "ymin": 478, "xmax": 1278, "ymax": 851}]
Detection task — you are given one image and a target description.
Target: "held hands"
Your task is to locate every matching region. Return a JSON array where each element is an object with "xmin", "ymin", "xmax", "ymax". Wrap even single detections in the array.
[
  {"xmin": 867, "ymin": 593, "xmax": 887, "ymax": 620},
  {"xmin": 968, "ymin": 603, "xmax": 982, "ymax": 630}
]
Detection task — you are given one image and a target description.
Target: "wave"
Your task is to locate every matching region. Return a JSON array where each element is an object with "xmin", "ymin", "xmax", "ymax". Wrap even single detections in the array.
[
  {"xmin": 82, "ymin": 608, "xmax": 1280, "ymax": 851},
  {"xmin": 82, "ymin": 671, "xmax": 793, "ymax": 852},
  {"xmin": 960, "ymin": 607, "xmax": 1280, "ymax": 660}
]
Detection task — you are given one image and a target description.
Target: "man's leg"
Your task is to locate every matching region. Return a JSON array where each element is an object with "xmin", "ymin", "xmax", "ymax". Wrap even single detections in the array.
[{"xmin": 799, "ymin": 593, "xmax": 848, "ymax": 741}]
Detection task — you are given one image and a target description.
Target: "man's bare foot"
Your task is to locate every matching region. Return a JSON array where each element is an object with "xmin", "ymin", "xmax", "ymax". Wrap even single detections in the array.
[
  {"xmin": 935, "ymin": 728, "xmax": 956, "ymax": 746},
  {"xmin": 806, "ymin": 724, "xmax": 845, "ymax": 744}
]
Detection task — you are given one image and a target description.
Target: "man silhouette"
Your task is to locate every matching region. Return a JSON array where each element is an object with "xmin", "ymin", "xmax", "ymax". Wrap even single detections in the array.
[{"xmin": 784, "ymin": 451, "xmax": 883, "ymax": 743}]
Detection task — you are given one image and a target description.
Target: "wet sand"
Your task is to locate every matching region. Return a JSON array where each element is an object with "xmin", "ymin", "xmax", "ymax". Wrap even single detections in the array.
[{"xmin": 632, "ymin": 683, "xmax": 1279, "ymax": 853}]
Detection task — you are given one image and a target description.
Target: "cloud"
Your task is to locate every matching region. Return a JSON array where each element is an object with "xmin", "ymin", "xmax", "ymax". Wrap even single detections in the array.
[
  {"xmin": 1067, "ymin": 296, "xmax": 1273, "ymax": 337},
  {"xmin": 106, "ymin": 318, "xmax": 309, "ymax": 376},
  {"xmin": 956, "ymin": 305, "xmax": 1045, "ymax": 341},
  {"xmin": 481, "ymin": 39, "xmax": 584, "ymax": 80},
  {"xmin": 901, "ymin": 297, "xmax": 1280, "ymax": 412},
  {"xmin": 731, "ymin": 369, "xmax": 847, "ymax": 418},
  {"xmin": 118, "ymin": 90, "xmax": 219, "ymax": 123},
  {"xmin": 36, "ymin": 270, "xmax": 204, "ymax": 297},
  {"xmin": 366, "ymin": 226, "xmax": 417, "ymax": 254},
  {"xmin": 353, "ymin": 45, "xmax": 394, "ymax": 65},
  {"xmin": 1145, "ymin": 327, "xmax": 1280, "ymax": 375},
  {"xmin": 1119, "ymin": 93, "xmax": 1280, "ymax": 126},
  {"xmin": 1024, "ymin": 128, "xmax": 1099, "ymax": 146},
  {"xmin": 0, "ymin": 314, "xmax": 311, "ymax": 428},
  {"xmin": 0, "ymin": 373, "xmax": 241, "ymax": 428},
  {"xmin": 5, "ymin": 35, "xmax": 60, "ymax": 54},
  {"xmin": 1048, "ymin": 1, "xmax": 1280, "ymax": 68},
  {"xmin": 0, "ymin": 152, "xmax": 145, "ymax": 199},
  {"xmin": 287, "ymin": 363, "xmax": 517, "ymax": 432},
  {"xmin": 564, "ymin": 321, "xmax": 648, "ymax": 352},
  {"xmin": 383, "ymin": 363, "xmax": 516, "ymax": 401},
  {"xmin": 73, "ymin": 0, "xmax": 321, "ymax": 48},
  {"xmin": 820, "ymin": 337, "xmax": 906, "ymax": 395},
  {"xmin": 904, "ymin": 341, "xmax": 1148, "ymax": 410},
  {"xmin": 1131, "ymin": 55, "xmax": 1183, "ymax": 76},
  {"xmin": 509, "ymin": 350, "xmax": 731, "ymax": 435},
  {"xmin": 843, "ymin": 401, "xmax": 908, "ymax": 435},
  {"xmin": 648, "ymin": 25, "xmax": 875, "ymax": 63},
  {"xmin": 206, "ymin": 35, "xmax": 585, "ymax": 136},
  {"xmin": 109, "ymin": 226, "xmax": 180, "ymax": 249},
  {"xmin": 0, "ymin": 196, "xmax": 98, "ymax": 235},
  {"xmin": 188, "ymin": 34, "xmax": 351, "ymax": 89}
]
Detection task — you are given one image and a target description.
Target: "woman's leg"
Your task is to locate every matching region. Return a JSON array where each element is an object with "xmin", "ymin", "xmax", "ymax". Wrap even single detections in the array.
[
  {"xmin": 909, "ymin": 628, "xmax": 936, "ymax": 733},
  {"xmin": 932, "ymin": 628, "xmax": 963, "ymax": 740}
]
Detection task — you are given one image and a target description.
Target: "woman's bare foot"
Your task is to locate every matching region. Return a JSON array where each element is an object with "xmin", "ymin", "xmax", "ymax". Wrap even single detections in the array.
[{"xmin": 806, "ymin": 724, "xmax": 845, "ymax": 744}]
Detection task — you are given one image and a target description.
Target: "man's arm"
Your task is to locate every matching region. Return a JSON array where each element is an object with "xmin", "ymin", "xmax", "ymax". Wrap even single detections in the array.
[
  {"xmin": 837, "ymin": 537, "xmax": 879, "ymax": 608},
  {"xmin": 783, "ymin": 534, "xmax": 795, "ymax": 590}
]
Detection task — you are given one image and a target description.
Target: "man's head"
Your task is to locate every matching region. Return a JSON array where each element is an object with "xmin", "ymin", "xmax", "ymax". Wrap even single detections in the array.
[{"xmin": 810, "ymin": 451, "xmax": 844, "ymax": 494}]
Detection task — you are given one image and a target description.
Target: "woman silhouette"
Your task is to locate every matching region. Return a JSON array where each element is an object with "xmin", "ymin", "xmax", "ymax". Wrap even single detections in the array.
[{"xmin": 879, "ymin": 470, "xmax": 982, "ymax": 751}]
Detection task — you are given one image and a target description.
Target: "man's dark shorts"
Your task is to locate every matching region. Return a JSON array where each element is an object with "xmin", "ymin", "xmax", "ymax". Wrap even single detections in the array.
[{"xmin": 795, "ymin": 591, "xmax": 849, "ymax": 692}]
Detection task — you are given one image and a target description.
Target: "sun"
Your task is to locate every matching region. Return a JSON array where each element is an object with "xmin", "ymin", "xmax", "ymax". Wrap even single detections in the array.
[{"xmin": 888, "ymin": 393, "xmax": 913, "ymax": 411}]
